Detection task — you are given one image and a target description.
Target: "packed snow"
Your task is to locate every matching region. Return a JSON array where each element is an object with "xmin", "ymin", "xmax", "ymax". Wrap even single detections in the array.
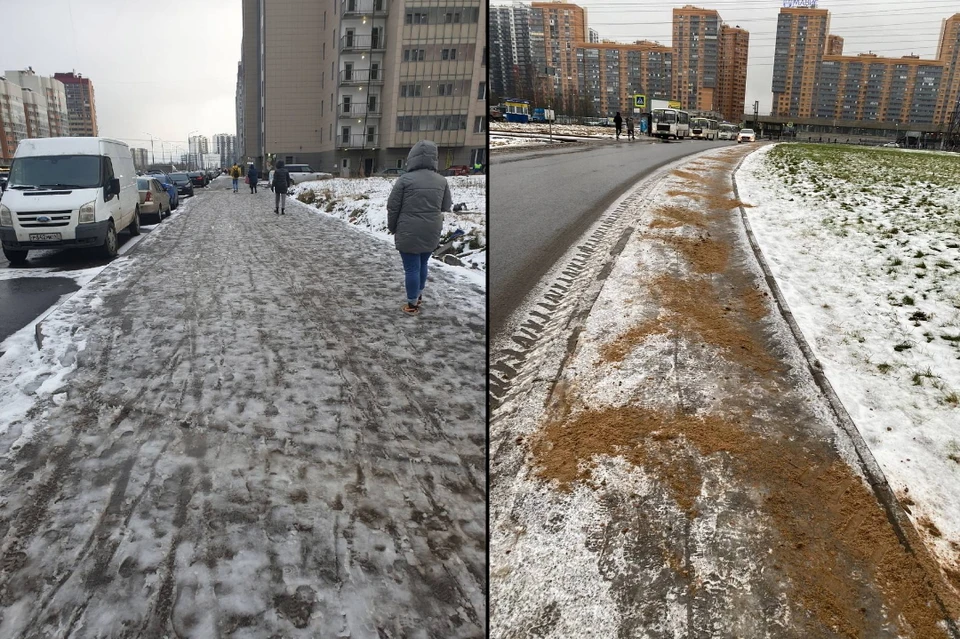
[
  {"xmin": 491, "ymin": 121, "xmax": 617, "ymax": 139},
  {"xmin": 737, "ymin": 143, "xmax": 960, "ymax": 566},
  {"xmin": 490, "ymin": 134, "xmax": 553, "ymax": 149},
  {"xmin": 288, "ymin": 176, "xmax": 486, "ymax": 278}
]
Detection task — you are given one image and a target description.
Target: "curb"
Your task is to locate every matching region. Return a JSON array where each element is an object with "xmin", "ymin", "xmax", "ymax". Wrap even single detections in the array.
[{"xmin": 731, "ymin": 148, "xmax": 960, "ymax": 636}]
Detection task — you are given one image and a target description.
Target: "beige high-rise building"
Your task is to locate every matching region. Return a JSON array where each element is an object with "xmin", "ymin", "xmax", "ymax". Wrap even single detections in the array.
[
  {"xmin": 771, "ymin": 7, "xmax": 831, "ymax": 118},
  {"xmin": 530, "ymin": 1, "xmax": 587, "ymax": 113},
  {"xmin": 238, "ymin": 0, "xmax": 486, "ymax": 176},
  {"xmin": 672, "ymin": 6, "xmax": 722, "ymax": 112},
  {"xmin": 826, "ymin": 34, "xmax": 844, "ymax": 56},
  {"xmin": 53, "ymin": 72, "xmax": 98, "ymax": 137},
  {"xmin": 0, "ymin": 76, "xmax": 28, "ymax": 163},
  {"xmin": 4, "ymin": 69, "xmax": 69, "ymax": 139}
]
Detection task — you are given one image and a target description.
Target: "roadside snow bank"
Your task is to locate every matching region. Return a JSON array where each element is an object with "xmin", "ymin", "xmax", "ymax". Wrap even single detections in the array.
[
  {"xmin": 289, "ymin": 175, "xmax": 486, "ymax": 277},
  {"xmin": 737, "ymin": 143, "xmax": 960, "ymax": 565}
]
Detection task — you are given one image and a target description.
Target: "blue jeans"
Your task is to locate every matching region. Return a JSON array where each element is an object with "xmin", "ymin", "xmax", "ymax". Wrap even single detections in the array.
[
  {"xmin": 232, "ymin": 178, "xmax": 239, "ymax": 191},
  {"xmin": 399, "ymin": 251, "xmax": 431, "ymax": 304}
]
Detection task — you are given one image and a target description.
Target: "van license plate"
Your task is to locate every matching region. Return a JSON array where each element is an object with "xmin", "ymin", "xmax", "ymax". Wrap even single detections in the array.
[{"xmin": 30, "ymin": 233, "xmax": 62, "ymax": 242}]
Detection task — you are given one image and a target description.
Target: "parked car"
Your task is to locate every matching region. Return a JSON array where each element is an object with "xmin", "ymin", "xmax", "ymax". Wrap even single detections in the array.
[
  {"xmin": 737, "ymin": 128, "xmax": 757, "ymax": 143},
  {"xmin": 267, "ymin": 164, "xmax": 331, "ymax": 186},
  {"xmin": 442, "ymin": 165, "xmax": 470, "ymax": 177},
  {"xmin": 137, "ymin": 177, "xmax": 171, "ymax": 224},
  {"xmin": 168, "ymin": 172, "xmax": 195, "ymax": 197},
  {"xmin": 145, "ymin": 172, "xmax": 179, "ymax": 210},
  {"xmin": 0, "ymin": 136, "xmax": 141, "ymax": 264},
  {"xmin": 376, "ymin": 168, "xmax": 406, "ymax": 177},
  {"xmin": 188, "ymin": 171, "xmax": 207, "ymax": 187}
]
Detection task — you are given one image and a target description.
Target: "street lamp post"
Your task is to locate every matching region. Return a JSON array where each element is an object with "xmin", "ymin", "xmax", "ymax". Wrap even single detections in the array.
[{"xmin": 142, "ymin": 132, "xmax": 156, "ymax": 167}]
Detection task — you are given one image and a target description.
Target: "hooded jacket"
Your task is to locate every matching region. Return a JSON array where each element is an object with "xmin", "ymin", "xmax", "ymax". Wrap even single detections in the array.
[{"xmin": 386, "ymin": 140, "xmax": 452, "ymax": 254}]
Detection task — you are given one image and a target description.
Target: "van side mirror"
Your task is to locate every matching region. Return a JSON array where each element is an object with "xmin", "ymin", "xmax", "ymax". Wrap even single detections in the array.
[{"xmin": 107, "ymin": 178, "xmax": 120, "ymax": 197}]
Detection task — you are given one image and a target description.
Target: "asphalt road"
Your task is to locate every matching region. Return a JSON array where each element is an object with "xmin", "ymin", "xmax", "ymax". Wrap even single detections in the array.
[{"xmin": 490, "ymin": 138, "xmax": 734, "ymax": 336}]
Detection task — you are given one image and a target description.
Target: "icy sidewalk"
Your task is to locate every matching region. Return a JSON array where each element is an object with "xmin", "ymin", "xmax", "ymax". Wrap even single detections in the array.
[
  {"xmin": 490, "ymin": 145, "xmax": 960, "ymax": 638},
  {"xmin": 0, "ymin": 185, "xmax": 486, "ymax": 638}
]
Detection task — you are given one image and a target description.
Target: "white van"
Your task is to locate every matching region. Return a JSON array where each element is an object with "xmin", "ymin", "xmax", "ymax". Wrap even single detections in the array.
[{"xmin": 0, "ymin": 137, "xmax": 141, "ymax": 265}]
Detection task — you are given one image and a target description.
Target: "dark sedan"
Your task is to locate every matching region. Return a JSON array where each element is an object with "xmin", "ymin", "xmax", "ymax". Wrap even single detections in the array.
[
  {"xmin": 169, "ymin": 172, "xmax": 195, "ymax": 197},
  {"xmin": 188, "ymin": 171, "xmax": 208, "ymax": 188}
]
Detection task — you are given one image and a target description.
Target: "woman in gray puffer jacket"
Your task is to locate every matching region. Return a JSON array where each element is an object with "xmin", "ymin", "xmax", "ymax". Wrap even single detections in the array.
[{"xmin": 387, "ymin": 140, "xmax": 452, "ymax": 315}]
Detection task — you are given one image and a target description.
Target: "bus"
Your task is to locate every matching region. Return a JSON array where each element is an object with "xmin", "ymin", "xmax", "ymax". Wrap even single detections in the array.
[
  {"xmin": 502, "ymin": 99, "xmax": 531, "ymax": 124},
  {"xmin": 651, "ymin": 108, "xmax": 690, "ymax": 140},
  {"xmin": 691, "ymin": 117, "xmax": 719, "ymax": 140},
  {"xmin": 718, "ymin": 123, "xmax": 739, "ymax": 140}
]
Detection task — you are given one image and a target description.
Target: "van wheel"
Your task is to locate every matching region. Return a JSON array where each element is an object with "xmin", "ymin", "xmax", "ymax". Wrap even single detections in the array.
[
  {"xmin": 3, "ymin": 247, "xmax": 28, "ymax": 266},
  {"xmin": 100, "ymin": 223, "xmax": 119, "ymax": 259},
  {"xmin": 129, "ymin": 208, "xmax": 141, "ymax": 236}
]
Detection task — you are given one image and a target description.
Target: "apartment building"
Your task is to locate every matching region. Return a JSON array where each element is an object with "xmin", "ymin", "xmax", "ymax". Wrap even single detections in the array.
[
  {"xmin": 773, "ymin": 8, "xmax": 960, "ymax": 128},
  {"xmin": 672, "ymin": 6, "xmax": 721, "ymax": 112},
  {"xmin": 531, "ymin": 1, "xmax": 586, "ymax": 112},
  {"xmin": 826, "ymin": 34, "xmax": 844, "ymax": 56},
  {"xmin": 576, "ymin": 41, "xmax": 673, "ymax": 116},
  {"xmin": 188, "ymin": 135, "xmax": 210, "ymax": 169},
  {"xmin": 53, "ymin": 72, "xmax": 98, "ymax": 137},
  {"xmin": 490, "ymin": 2, "xmax": 533, "ymax": 101},
  {"xmin": 0, "ymin": 76, "xmax": 28, "ymax": 163},
  {"xmin": 4, "ymin": 69, "xmax": 69, "ymax": 138},
  {"xmin": 238, "ymin": 0, "xmax": 486, "ymax": 176},
  {"xmin": 588, "ymin": 27, "xmax": 599, "ymax": 44},
  {"xmin": 717, "ymin": 25, "xmax": 748, "ymax": 122},
  {"xmin": 214, "ymin": 133, "xmax": 237, "ymax": 168},
  {"xmin": 935, "ymin": 14, "xmax": 960, "ymax": 126},
  {"xmin": 132, "ymin": 148, "xmax": 150, "ymax": 171}
]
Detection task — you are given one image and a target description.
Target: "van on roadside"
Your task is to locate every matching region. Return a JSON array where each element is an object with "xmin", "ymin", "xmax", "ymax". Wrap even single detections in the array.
[{"xmin": 0, "ymin": 137, "xmax": 141, "ymax": 265}]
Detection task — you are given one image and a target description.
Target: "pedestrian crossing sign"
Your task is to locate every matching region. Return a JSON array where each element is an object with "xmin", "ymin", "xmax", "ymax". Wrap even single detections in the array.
[{"xmin": 634, "ymin": 94, "xmax": 646, "ymax": 109}]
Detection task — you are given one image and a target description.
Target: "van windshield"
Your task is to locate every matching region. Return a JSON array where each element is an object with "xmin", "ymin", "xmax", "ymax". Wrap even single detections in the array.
[{"xmin": 8, "ymin": 155, "xmax": 102, "ymax": 189}]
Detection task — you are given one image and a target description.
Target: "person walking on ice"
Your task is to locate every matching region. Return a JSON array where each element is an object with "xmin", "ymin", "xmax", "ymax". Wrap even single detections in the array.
[
  {"xmin": 272, "ymin": 160, "xmax": 294, "ymax": 214},
  {"xmin": 614, "ymin": 112, "xmax": 623, "ymax": 140},
  {"xmin": 247, "ymin": 163, "xmax": 259, "ymax": 194},
  {"xmin": 230, "ymin": 163, "xmax": 242, "ymax": 192},
  {"xmin": 387, "ymin": 140, "xmax": 452, "ymax": 316},
  {"xmin": 626, "ymin": 116, "xmax": 636, "ymax": 140}
]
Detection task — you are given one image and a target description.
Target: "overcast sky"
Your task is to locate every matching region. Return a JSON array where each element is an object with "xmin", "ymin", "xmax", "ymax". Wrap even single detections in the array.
[
  {"xmin": 0, "ymin": 0, "xmax": 242, "ymax": 161},
  {"xmin": 521, "ymin": 0, "xmax": 958, "ymax": 114}
]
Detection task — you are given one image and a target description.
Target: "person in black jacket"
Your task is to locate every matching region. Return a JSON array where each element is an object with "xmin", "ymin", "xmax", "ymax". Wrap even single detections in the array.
[
  {"xmin": 272, "ymin": 160, "xmax": 294, "ymax": 214},
  {"xmin": 247, "ymin": 164, "xmax": 259, "ymax": 194},
  {"xmin": 614, "ymin": 112, "xmax": 623, "ymax": 140}
]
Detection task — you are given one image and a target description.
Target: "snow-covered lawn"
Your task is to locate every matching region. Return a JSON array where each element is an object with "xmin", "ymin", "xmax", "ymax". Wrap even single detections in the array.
[
  {"xmin": 737, "ymin": 143, "xmax": 960, "ymax": 562},
  {"xmin": 490, "ymin": 134, "xmax": 552, "ymax": 149},
  {"xmin": 288, "ymin": 176, "xmax": 486, "ymax": 275},
  {"xmin": 491, "ymin": 121, "xmax": 616, "ymax": 139}
]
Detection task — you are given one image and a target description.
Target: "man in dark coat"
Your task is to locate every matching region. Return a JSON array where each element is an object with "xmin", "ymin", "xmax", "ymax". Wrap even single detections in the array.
[
  {"xmin": 271, "ymin": 160, "xmax": 294, "ymax": 214},
  {"xmin": 247, "ymin": 164, "xmax": 259, "ymax": 194},
  {"xmin": 386, "ymin": 140, "xmax": 453, "ymax": 315},
  {"xmin": 614, "ymin": 112, "xmax": 623, "ymax": 140}
]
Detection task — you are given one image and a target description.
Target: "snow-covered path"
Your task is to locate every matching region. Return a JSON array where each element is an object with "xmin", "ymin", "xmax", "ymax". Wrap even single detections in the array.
[{"xmin": 0, "ymin": 181, "xmax": 486, "ymax": 637}]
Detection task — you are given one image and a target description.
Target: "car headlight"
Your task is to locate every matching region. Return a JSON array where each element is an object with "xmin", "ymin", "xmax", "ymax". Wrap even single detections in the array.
[
  {"xmin": 0, "ymin": 204, "xmax": 12, "ymax": 227},
  {"xmin": 78, "ymin": 201, "xmax": 96, "ymax": 224}
]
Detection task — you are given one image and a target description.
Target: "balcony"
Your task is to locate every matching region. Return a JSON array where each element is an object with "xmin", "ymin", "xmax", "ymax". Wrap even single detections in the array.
[
  {"xmin": 339, "ymin": 103, "xmax": 382, "ymax": 118},
  {"xmin": 341, "ymin": 0, "xmax": 387, "ymax": 17},
  {"xmin": 340, "ymin": 34, "xmax": 386, "ymax": 53},
  {"xmin": 339, "ymin": 133, "xmax": 380, "ymax": 148},
  {"xmin": 339, "ymin": 69, "xmax": 384, "ymax": 85}
]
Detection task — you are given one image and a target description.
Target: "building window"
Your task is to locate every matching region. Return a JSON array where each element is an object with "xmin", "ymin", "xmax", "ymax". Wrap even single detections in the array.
[
  {"xmin": 341, "ymin": 127, "xmax": 350, "ymax": 144},
  {"xmin": 401, "ymin": 83, "xmax": 422, "ymax": 97},
  {"xmin": 405, "ymin": 11, "xmax": 427, "ymax": 24},
  {"xmin": 403, "ymin": 48, "xmax": 426, "ymax": 62},
  {"xmin": 477, "ymin": 82, "xmax": 486, "ymax": 99},
  {"xmin": 474, "ymin": 116, "xmax": 485, "ymax": 133},
  {"xmin": 342, "ymin": 158, "xmax": 350, "ymax": 169},
  {"xmin": 441, "ymin": 48, "xmax": 458, "ymax": 61},
  {"xmin": 444, "ymin": 11, "xmax": 461, "ymax": 23},
  {"xmin": 438, "ymin": 83, "xmax": 454, "ymax": 96}
]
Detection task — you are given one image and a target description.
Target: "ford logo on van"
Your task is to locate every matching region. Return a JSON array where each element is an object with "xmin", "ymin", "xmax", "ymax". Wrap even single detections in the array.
[{"xmin": 37, "ymin": 216, "xmax": 52, "ymax": 223}]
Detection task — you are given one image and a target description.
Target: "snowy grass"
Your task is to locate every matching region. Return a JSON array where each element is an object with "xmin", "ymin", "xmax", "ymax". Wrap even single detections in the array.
[
  {"xmin": 288, "ymin": 176, "xmax": 486, "ymax": 275},
  {"xmin": 738, "ymin": 143, "xmax": 960, "ymax": 560},
  {"xmin": 490, "ymin": 134, "xmax": 552, "ymax": 149},
  {"xmin": 491, "ymin": 121, "xmax": 617, "ymax": 139}
]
